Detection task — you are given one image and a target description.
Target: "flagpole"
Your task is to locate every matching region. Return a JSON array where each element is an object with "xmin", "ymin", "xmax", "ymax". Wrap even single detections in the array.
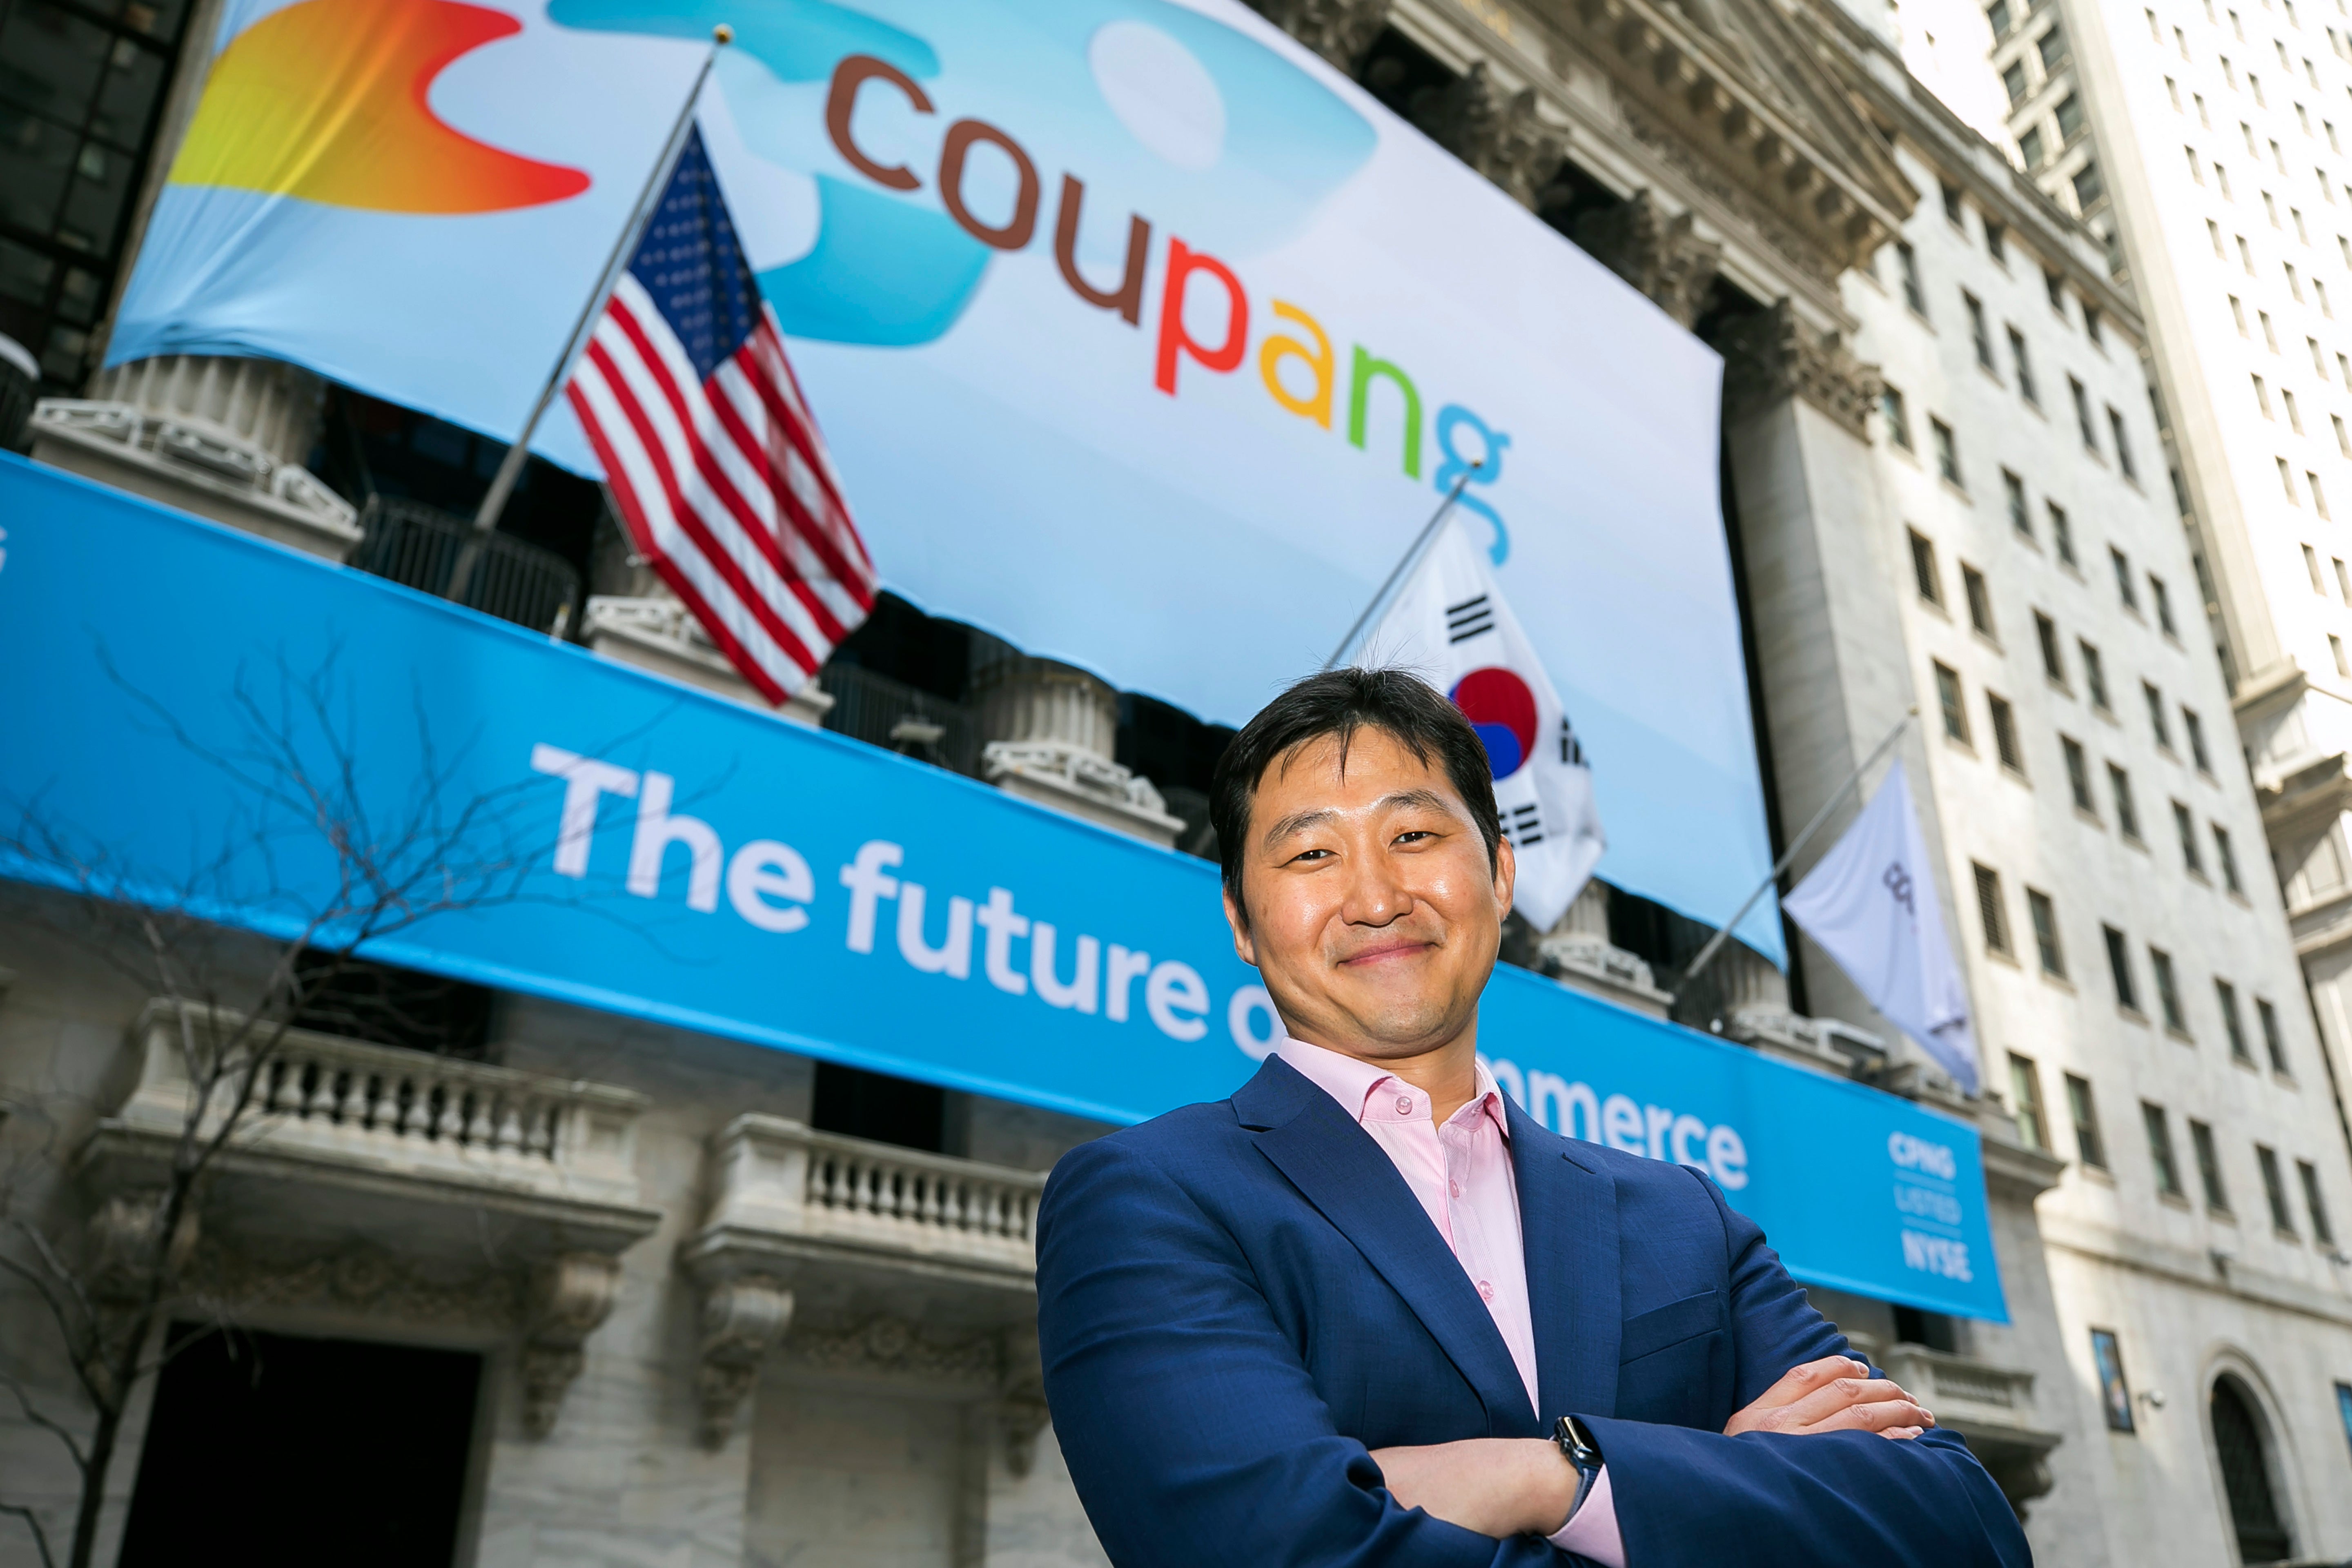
[
  {"xmin": 447, "ymin": 24, "xmax": 733, "ymax": 602},
  {"xmin": 1320, "ymin": 459, "xmax": 1484, "ymax": 672},
  {"xmin": 1677, "ymin": 704, "xmax": 1919, "ymax": 989}
]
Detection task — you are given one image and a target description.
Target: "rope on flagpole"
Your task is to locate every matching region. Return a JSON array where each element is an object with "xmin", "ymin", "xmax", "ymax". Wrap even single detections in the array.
[
  {"xmin": 1319, "ymin": 459, "xmax": 1483, "ymax": 673},
  {"xmin": 448, "ymin": 24, "xmax": 733, "ymax": 602},
  {"xmin": 1677, "ymin": 704, "xmax": 1919, "ymax": 990}
]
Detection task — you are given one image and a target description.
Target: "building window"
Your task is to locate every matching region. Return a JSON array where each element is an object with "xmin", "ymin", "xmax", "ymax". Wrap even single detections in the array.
[
  {"xmin": 2064, "ymin": 736, "xmax": 2096, "ymax": 813},
  {"xmin": 1942, "ymin": 180, "xmax": 1966, "ymax": 225},
  {"xmin": 2004, "ymin": 469, "xmax": 2031, "ymax": 535},
  {"xmin": 2074, "ymin": 160, "xmax": 2106, "ymax": 208},
  {"xmin": 2009, "ymin": 329, "xmax": 2039, "ymax": 405},
  {"xmin": 2054, "ymin": 81, "xmax": 2083, "ymax": 129},
  {"xmin": 1883, "ymin": 386, "xmax": 1915, "ymax": 449},
  {"xmin": 2071, "ymin": 376, "xmax": 2098, "ymax": 450},
  {"xmin": 2282, "ymin": 457, "xmax": 2300, "ymax": 503},
  {"xmin": 2317, "ymin": 473, "xmax": 2334, "ymax": 519},
  {"xmin": 1931, "ymin": 417, "xmax": 1963, "ymax": 486},
  {"xmin": 2187, "ymin": 1118, "xmax": 2230, "ymax": 1210},
  {"xmin": 2085, "ymin": 304, "xmax": 2104, "ymax": 346},
  {"xmin": 2212, "ymin": 1376, "xmax": 2292, "ymax": 1565},
  {"xmin": 2152, "ymin": 947, "xmax": 2187, "ymax": 1031},
  {"xmin": 1965, "ymin": 291, "xmax": 1996, "ymax": 369},
  {"xmin": 2143, "ymin": 682, "xmax": 2170, "ymax": 746},
  {"xmin": 2332, "ymin": 633, "xmax": 2347, "ymax": 676},
  {"xmin": 2006, "ymin": 58, "xmax": 2032, "ymax": 104},
  {"xmin": 0, "ymin": 0, "xmax": 185, "ymax": 390},
  {"xmin": 1974, "ymin": 862, "xmax": 2012, "ymax": 953},
  {"xmin": 2218, "ymin": 977, "xmax": 2251, "ymax": 1060},
  {"xmin": 2258, "ymin": 1145, "xmax": 2296, "ymax": 1232},
  {"xmin": 1963, "ymin": 564, "xmax": 1997, "ymax": 638},
  {"xmin": 2109, "ymin": 927, "xmax": 2142, "ymax": 1012},
  {"xmin": 2081, "ymin": 639, "xmax": 2110, "ymax": 709},
  {"xmin": 2307, "ymin": 542, "xmax": 2326, "ymax": 591},
  {"xmin": 2036, "ymin": 612, "xmax": 2067, "ymax": 684},
  {"xmin": 2337, "ymin": 556, "xmax": 2352, "ymax": 604},
  {"xmin": 2092, "ymin": 1329, "xmax": 2136, "ymax": 1432},
  {"xmin": 2020, "ymin": 125, "xmax": 2047, "ymax": 168},
  {"xmin": 1989, "ymin": 0, "xmax": 2013, "ymax": 36},
  {"xmin": 1986, "ymin": 691, "xmax": 2026, "ymax": 771},
  {"xmin": 2300, "ymin": 1160, "xmax": 2335, "ymax": 1243},
  {"xmin": 1936, "ymin": 661, "xmax": 1971, "ymax": 743},
  {"xmin": 2050, "ymin": 502, "xmax": 2076, "ymax": 565},
  {"xmin": 2068, "ymin": 1074, "xmax": 2107, "ymax": 1167},
  {"xmin": 2109, "ymin": 408, "xmax": 2137, "ymax": 477},
  {"xmin": 2110, "ymin": 764, "xmax": 2141, "ymax": 840},
  {"xmin": 2009, "ymin": 1053, "xmax": 2048, "ymax": 1148},
  {"xmin": 2151, "ymin": 575, "xmax": 2177, "ymax": 635},
  {"xmin": 2111, "ymin": 547, "xmax": 2138, "ymax": 609},
  {"xmin": 1897, "ymin": 242, "xmax": 1927, "ymax": 316},
  {"xmin": 2175, "ymin": 801, "xmax": 2203, "ymax": 872},
  {"xmin": 1909, "ymin": 527, "xmax": 1941, "ymax": 603},
  {"xmin": 2045, "ymin": 269, "xmax": 2067, "ymax": 314},
  {"xmin": 2256, "ymin": 371, "xmax": 2275, "ymax": 416},
  {"xmin": 2214, "ymin": 823, "xmax": 2243, "ymax": 892},
  {"xmin": 2256, "ymin": 997, "xmax": 2289, "ymax": 1072},
  {"xmin": 1986, "ymin": 223, "xmax": 2008, "ymax": 265},
  {"xmin": 2027, "ymin": 888, "xmax": 2065, "ymax": 974}
]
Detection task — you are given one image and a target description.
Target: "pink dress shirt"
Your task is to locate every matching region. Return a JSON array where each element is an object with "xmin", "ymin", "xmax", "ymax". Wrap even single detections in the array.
[{"xmin": 1274, "ymin": 1038, "xmax": 1625, "ymax": 1568}]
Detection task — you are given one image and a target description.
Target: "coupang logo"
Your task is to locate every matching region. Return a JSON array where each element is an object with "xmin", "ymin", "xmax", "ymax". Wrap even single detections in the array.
[
  {"xmin": 553, "ymin": 0, "xmax": 1518, "ymax": 558},
  {"xmin": 168, "ymin": 0, "xmax": 588, "ymax": 212}
]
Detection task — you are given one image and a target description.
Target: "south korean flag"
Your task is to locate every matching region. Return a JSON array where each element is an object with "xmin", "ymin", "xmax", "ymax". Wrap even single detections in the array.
[{"xmin": 1359, "ymin": 519, "xmax": 1606, "ymax": 930}]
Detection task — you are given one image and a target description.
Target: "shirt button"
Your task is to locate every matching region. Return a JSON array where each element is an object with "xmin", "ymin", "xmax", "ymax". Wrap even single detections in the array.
[
  {"xmin": 1450, "ymin": 1180, "xmax": 1463, "ymax": 1197},
  {"xmin": 1395, "ymin": 1095, "xmax": 1415, "ymax": 1116},
  {"xmin": 1477, "ymin": 1280, "xmax": 1495, "ymax": 1302}
]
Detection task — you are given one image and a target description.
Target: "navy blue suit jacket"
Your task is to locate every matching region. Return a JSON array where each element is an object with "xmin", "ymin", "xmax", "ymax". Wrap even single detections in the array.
[{"xmin": 1036, "ymin": 1055, "xmax": 2030, "ymax": 1567}]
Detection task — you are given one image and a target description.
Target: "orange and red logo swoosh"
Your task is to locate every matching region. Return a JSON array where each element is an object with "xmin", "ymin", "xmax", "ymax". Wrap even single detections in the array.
[{"xmin": 171, "ymin": 0, "xmax": 588, "ymax": 214}]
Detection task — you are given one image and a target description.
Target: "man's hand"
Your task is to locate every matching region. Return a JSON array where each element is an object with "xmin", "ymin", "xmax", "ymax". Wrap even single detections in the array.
[
  {"xmin": 1369, "ymin": 1438, "xmax": 1578, "ymax": 1539},
  {"xmin": 1724, "ymin": 1355, "xmax": 1935, "ymax": 1440}
]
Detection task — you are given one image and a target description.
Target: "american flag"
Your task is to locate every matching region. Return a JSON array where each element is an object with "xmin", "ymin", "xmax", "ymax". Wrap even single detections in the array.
[{"xmin": 567, "ymin": 127, "xmax": 875, "ymax": 705}]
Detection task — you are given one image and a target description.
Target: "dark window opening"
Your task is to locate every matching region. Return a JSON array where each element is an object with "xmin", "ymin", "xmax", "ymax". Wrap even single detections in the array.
[
  {"xmin": 1355, "ymin": 27, "xmax": 1455, "ymax": 121},
  {"xmin": 290, "ymin": 953, "xmax": 493, "ymax": 1060},
  {"xmin": 1893, "ymin": 1304, "xmax": 1958, "ymax": 1351},
  {"xmin": 2212, "ymin": 1376, "xmax": 2294, "ymax": 1564},
  {"xmin": 119, "ymin": 1324, "xmax": 479, "ymax": 1568},
  {"xmin": 812, "ymin": 1060, "xmax": 947, "ymax": 1153}
]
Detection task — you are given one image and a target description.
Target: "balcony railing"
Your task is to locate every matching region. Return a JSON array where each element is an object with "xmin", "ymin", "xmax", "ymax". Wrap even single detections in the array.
[
  {"xmin": 94, "ymin": 1000, "xmax": 652, "ymax": 1223},
  {"xmin": 689, "ymin": 1113, "xmax": 1045, "ymax": 1288},
  {"xmin": 820, "ymin": 662, "xmax": 982, "ymax": 776},
  {"xmin": 350, "ymin": 496, "xmax": 580, "ymax": 635}
]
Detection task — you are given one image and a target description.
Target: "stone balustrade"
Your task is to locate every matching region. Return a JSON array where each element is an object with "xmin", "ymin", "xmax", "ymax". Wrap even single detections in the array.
[
  {"xmin": 98, "ymin": 999, "xmax": 647, "ymax": 1212},
  {"xmin": 1878, "ymin": 1342, "xmax": 2062, "ymax": 1515},
  {"xmin": 681, "ymin": 1114, "xmax": 1050, "ymax": 1443}
]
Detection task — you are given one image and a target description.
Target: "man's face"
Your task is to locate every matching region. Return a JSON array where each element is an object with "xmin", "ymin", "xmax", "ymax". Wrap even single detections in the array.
[{"xmin": 1223, "ymin": 727, "xmax": 1515, "ymax": 1062}]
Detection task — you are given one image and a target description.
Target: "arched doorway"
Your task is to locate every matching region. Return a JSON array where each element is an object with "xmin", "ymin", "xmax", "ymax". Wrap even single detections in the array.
[{"xmin": 2211, "ymin": 1374, "xmax": 2294, "ymax": 1565}]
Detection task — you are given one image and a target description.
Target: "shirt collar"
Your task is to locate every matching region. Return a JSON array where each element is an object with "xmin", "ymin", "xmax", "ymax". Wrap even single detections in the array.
[{"xmin": 1272, "ymin": 1036, "xmax": 1510, "ymax": 1135}]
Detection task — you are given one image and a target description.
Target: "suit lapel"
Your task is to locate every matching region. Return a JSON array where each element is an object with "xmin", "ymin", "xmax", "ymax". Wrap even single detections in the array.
[
  {"xmin": 1509, "ymin": 1098, "xmax": 1622, "ymax": 1422},
  {"xmin": 1235, "ymin": 1058, "xmax": 1536, "ymax": 1433}
]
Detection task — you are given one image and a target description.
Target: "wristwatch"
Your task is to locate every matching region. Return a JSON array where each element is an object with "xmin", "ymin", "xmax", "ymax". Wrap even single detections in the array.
[{"xmin": 1553, "ymin": 1415, "xmax": 1605, "ymax": 1523}]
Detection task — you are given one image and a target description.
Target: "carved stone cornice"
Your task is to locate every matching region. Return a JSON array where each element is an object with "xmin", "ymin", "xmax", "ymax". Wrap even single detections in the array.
[
  {"xmin": 1548, "ymin": 0, "xmax": 1911, "ymax": 272},
  {"xmin": 186, "ymin": 1241, "xmax": 524, "ymax": 1328},
  {"xmin": 1716, "ymin": 298, "xmax": 1882, "ymax": 438},
  {"xmin": 1570, "ymin": 190, "xmax": 1723, "ymax": 327},
  {"xmin": 786, "ymin": 1316, "xmax": 1007, "ymax": 1383},
  {"xmin": 1248, "ymin": 0, "xmax": 1392, "ymax": 71},
  {"xmin": 1410, "ymin": 63, "xmax": 1566, "ymax": 210},
  {"xmin": 1618, "ymin": 106, "xmax": 1840, "ymax": 285}
]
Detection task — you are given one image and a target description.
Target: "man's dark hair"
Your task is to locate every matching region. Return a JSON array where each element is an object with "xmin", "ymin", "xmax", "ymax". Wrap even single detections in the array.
[{"xmin": 1211, "ymin": 667, "xmax": 1501, "ymax": 924}]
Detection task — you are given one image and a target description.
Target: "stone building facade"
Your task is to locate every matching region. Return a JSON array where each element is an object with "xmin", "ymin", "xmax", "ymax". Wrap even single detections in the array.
[{"xmin": 4, "ymin": 0, "xmax": 2350, "ymax": 1564}]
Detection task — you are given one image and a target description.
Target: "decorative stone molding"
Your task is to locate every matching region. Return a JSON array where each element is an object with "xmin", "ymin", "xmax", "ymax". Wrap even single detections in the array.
[
  {"xmin": 187, "ymin": 1241, "xmax": 525, "ymax": 1327},
  {"xmin": 1247, "ymin": 0, "xmax": 1390, "ymax": 69},
  {"xmin": 584, "ymin": 593, "xmax": 835, "ymax": 728},
  {"xmin": 695, "ymin": 1273, "xmax": 795, "ymax": 1446},
  {"xmin": 786, "ymin": 1315, "xmax": 1008, "ymax": 1382},
  {"xmin": 1570, "ymin": 191, "xmax": 1723, "ymax": 327},
  {"xmin": 1715, "ymin": 298, "xmax": 1882, "ymax": 438},
  {"xmin": 30, "ymin": 355, "xmax": 361, "ymax": 560},
  {"xmin": 85, "ymin": 1187, "xmax": 198, "ymax": 1306},
  {"xmin": 521, "ymin": 1252, "xmax": 626, "ymax": 1437},
  {"xmin": 1410, "ymin": 63, "xmax": 1566, "ymax": 210},
  {"xmin": 999, "ymin": 1327, "xmax": 1051, "ymax": 1477},
  {"xmin": 970, "ymin": 656, "xmax": 1184, "ymax": 846}
]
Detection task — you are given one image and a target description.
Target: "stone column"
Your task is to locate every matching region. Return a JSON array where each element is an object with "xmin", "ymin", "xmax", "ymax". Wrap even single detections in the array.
[
  {"xmin": 970, "ymin": 656, "xmax": 1183, "ymax": 846},
  {"xmin": 1408, "ymin": 63, "xmax": 1566, "ymax": 211},
  {"xmin": 30, "ymin": 353, "xmax": 361, "ymax": 559},
  {"xmin": 1535, "ymin": 882, "xmax": 1674, "ymax": 1020}
]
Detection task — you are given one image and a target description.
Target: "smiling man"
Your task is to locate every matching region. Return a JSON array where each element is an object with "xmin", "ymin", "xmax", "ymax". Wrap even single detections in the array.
[{"xmin": 1034, "ymin": 668, "xmax": 2029, "ymax": 1567}]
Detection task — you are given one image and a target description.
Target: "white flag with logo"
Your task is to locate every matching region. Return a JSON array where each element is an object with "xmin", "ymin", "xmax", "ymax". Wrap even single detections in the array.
[
  {"xmin": 1780, "ymin": 760, "xmax": 1980, "ymax": 1094},
  {"xmin": 1360, "ymin": 519, "xmax": 1605, "ymax": 930}
]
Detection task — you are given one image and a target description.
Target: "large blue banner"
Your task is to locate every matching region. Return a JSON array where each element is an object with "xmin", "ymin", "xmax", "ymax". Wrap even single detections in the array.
[
  {"xmin": 106, "ymin": 0, "xmax": 1781, "ymax": 961},
  {"xmin": 0, "ymin": 457, "xmax": 2002, "ymax": 1319}
]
